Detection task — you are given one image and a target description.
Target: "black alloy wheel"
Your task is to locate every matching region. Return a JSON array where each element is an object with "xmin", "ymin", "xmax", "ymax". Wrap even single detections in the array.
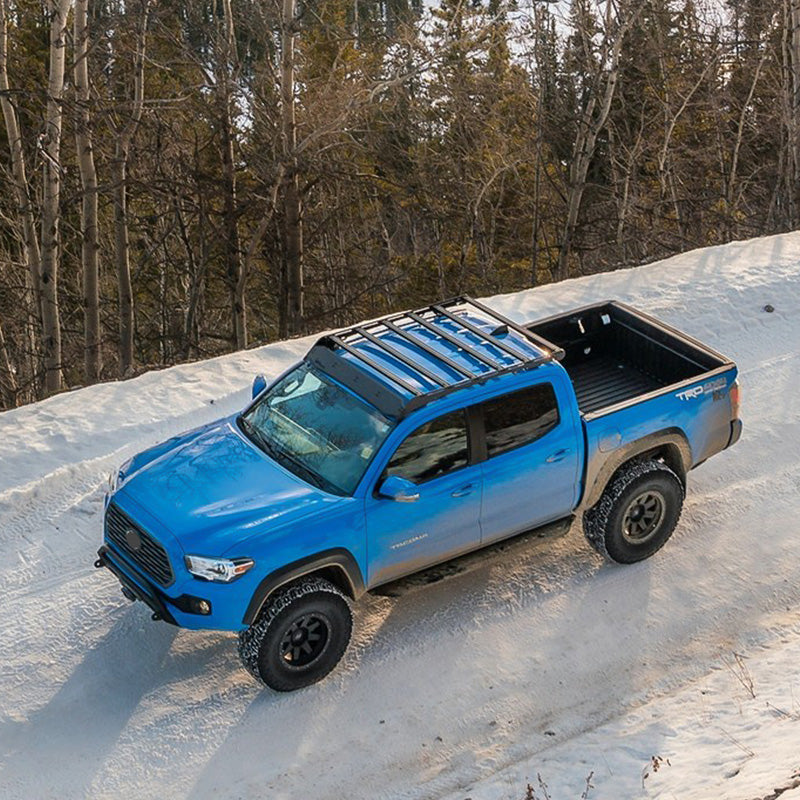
[
  {"xmin": 279, "ymin": 612, "xmax": 331, "ymax": 668},
  {"xmin": 621, "ymin": 490, "xmax": 666, "ymax": 544}
]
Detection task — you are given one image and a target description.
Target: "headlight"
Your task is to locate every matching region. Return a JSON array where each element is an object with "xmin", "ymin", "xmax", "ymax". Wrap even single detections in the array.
[
  {"xmin": 107, "ymin": 469, "xmax": 123, "ymax": 494},
  {"xmin": 185, "ymin": 555, "xmax": 255, "ymax": 583},
  {"xmin": 107, "ymin": 458, "xmax": 133, "ymax": 494}
]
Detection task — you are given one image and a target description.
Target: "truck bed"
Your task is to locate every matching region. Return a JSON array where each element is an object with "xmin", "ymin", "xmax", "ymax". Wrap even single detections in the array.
[
  {"xmin": 527, "ymin": 302, "xmax": 729, "ymax": 417},
  {"xmin": 562, "ymin": 357, "xmax": 665, "ymax": 415}
]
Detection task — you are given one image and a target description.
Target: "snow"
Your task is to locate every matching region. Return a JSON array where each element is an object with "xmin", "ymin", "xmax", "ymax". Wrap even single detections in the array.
[{"xmin": 1, "ymin": 233, "xmax": 799, "ymax": 799}]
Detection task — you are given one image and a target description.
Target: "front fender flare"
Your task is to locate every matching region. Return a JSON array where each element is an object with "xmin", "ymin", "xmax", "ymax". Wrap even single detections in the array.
[{"xmin": 243, "ymin": 548, "xmax": 365, "ymax": 626}]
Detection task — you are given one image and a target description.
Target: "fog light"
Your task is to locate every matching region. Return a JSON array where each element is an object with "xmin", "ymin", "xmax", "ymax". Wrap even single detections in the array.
[{"xmin": 197, "ymin": 600, "xmax": 211, "ymax": 615}]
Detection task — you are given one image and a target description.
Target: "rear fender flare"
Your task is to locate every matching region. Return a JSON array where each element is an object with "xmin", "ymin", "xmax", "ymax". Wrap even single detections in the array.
[
  {"xmin": 243, "ymin": 548, "xmax": 365, "ymax": 626},
  {"xmin": 581, "ymin": 429, "xmax": 691, "ymax": 511}
]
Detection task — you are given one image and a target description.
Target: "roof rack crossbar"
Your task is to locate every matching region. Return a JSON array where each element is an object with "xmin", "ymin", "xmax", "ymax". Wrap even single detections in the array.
[
  {"xmin": 458, "ymin": 296, "xmax": 565, "ymax": 360},
  {"xmin": 405, "ymin": 311, "xmax": 502, "ymax": 370},
  {"xmin": 348, "ymin": 326, "xmax": 449, "ymax": 388},
  {"xmin": 327, "ymin": 335, "xmax": 422, "ymax": 396},
  {"xmin": 430, "ymin": 303, "xmax": 531, "ymax": 362},
  {"xmin": 402, "ymin": 354, "xmax": 551, "ymax": 415},
  {"xmin": 378, "ymin": 319, "xmax": 475, "ymax": 380}
]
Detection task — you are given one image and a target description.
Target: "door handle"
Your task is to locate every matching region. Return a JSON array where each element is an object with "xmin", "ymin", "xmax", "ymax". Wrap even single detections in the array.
[
  {"xmin": 451, "ymin": 483, "xmax": 474, "ymax": 498},
  {"xmin": 546, "ymin": 448, "xmax": 570, "ymax": 463}
]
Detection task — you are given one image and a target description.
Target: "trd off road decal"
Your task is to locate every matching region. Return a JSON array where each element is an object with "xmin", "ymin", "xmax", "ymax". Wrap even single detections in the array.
[{"xmin": 675, "ymin": 377, "xmax": 727, "ymax": 401}]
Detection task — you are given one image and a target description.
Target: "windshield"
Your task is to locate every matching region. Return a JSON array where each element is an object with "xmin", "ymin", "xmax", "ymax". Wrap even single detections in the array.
[{"xmin": 239, "ymin": 362, "xmax": 394, "ymax": 495}]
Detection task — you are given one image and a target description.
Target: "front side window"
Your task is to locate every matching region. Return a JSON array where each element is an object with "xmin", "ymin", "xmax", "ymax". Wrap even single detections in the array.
[
  {"xmin": 482, "ymin": 384, "xmax": 559, "ymax": 458},
  {"xmin": 240, "ymin": 362, "xmax": 394, "ymax": 495},
  {"xmin": 384, "ymin": 410, "xmax": 469, "ymax": 485}
]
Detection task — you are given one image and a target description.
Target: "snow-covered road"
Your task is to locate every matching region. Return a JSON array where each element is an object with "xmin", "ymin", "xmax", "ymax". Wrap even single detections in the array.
[{"xmin": 1, "ymin": 234, "xmax": 799, "ymax": 799}]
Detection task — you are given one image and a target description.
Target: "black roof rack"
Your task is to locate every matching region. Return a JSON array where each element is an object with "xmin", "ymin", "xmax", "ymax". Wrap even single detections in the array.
[{"xmin": 306, "ymin": 295, "xmax": 564, "ymax": 418}]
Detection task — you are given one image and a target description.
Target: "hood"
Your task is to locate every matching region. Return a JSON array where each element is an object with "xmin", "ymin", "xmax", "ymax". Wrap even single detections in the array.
[{"xmin": 115, "ymin": 416, "xmax": 344, "ymax": 555}]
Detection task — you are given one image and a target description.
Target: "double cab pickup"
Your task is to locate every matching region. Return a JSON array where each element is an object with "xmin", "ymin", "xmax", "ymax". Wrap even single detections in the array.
[{"xmin": 97, "ymin": 297, "xmax": 742, "ymax": 690}]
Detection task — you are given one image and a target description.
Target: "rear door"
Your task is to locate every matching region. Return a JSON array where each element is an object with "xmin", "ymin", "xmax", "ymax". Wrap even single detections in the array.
[
  {"xmin": 478, "ymin": 381, "xmax": 580, "ymax": 544},
  {"xmin": 365, "ymin": 408, "xmax": 483, "ymax": 587}
]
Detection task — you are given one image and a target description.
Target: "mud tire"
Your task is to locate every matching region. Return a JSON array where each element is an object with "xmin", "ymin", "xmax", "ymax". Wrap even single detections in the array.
[
  {"xmin": 238, "ymin": 577, "xmax": 352, "ymax": 691},
  {"xmin": 583, "ymin": 459, "xmax": 684, "ymax": 564}
]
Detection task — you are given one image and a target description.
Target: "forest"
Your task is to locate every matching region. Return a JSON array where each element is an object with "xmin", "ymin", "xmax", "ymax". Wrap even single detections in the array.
[{"xmin": 0, "ymin": 0, "xmax": 795, "ymax": 409}]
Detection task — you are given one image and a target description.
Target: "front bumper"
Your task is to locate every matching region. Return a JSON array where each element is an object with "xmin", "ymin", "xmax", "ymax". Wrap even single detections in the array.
[
  {"xmin": 96, "ymin": 545, "xmax": 177, "ymax": 624},
  {"xmin": 96, "ymin": 543, "xmax": 254, "ymax": 631}
]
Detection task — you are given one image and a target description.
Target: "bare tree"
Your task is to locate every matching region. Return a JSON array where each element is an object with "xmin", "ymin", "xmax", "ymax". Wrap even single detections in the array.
[
  {"xmin": 556, "ymin": 1, "xmax": 638, "ymax": 281},
  {"xmin": 280, "ymin": 0, "xmax": 303, "ymax": 337},
  {"xmin": 74, "ymin": 0, "xmax": 101, "ymax": 383},
  {"xmin": 0, "ymin": 0, "xmax": 42, "ymax": 354},
  {"xmin": 724, "ymin": 44, "xmax": 771, "ymax": 237},
  {"xmin": 216, "ymin": 0, "xmax": 247, "ymax": 349},
  {"xmin": 0, "ymin": 316, "xmax": 16, "ymax": 407},
  {"xmin": 109, "ymin": 0, "xmax": 150, "ymax": 377},
  {"xmin": 39, "ymin": 0, "xmax": 72, "ymax": 394},
  {"xmin": 781, "ymin": 0, "xmax": 800, "ymax": 226}
]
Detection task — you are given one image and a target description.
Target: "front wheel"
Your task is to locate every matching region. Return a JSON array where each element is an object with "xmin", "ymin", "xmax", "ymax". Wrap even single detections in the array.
[
  {"xmin": 238, "ymin": 577, "xmax": 352, "ymax": 691},
  {"xmin": 583, "ymin": 459, "xmax": 684, "ymax": 563}
]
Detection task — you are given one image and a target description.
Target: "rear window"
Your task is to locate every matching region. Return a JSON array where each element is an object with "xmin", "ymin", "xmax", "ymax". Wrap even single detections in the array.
[{"xmin": 482, "ymin": 384, "xmax": 559, "ymax": 457}]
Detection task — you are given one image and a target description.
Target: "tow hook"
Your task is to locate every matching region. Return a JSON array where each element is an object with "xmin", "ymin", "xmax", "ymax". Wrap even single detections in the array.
[{"xmin": 94, "ymin": 558, "xmax": 103, "ymax": 568}]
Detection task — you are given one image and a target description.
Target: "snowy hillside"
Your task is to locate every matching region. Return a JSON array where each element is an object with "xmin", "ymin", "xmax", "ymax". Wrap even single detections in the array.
[{"xmin": 1, "ymin": 234, "xmax": 799, "ymax": 800}]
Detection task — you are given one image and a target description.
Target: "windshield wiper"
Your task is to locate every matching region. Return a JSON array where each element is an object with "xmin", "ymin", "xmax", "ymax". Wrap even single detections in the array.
[
  {"xmin": 239, "ymin": 415, "xmax": 334, "ymax": 494},
  {"xmin": 268, "ymin": 443, "xmax": 330, "ymax": 492},
  {"xmin": 239, "ymin": 416, "xmax": 280, "ymax": 459}
]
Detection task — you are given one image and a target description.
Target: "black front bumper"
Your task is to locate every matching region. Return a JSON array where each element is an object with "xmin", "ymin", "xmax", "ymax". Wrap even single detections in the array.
[{"xmin": 96, "ymin": 546, "xmax": 177, "ymax": 625}]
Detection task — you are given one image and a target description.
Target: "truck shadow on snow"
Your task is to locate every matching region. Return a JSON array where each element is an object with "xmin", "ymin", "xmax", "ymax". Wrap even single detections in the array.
[{"xmin": 0, "ymin": 608, "xmax": 177, "ymax": 798}]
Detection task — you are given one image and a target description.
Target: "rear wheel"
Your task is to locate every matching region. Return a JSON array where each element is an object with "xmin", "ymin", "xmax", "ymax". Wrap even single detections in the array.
[
  {"xmin": 583, "ymin": 459, "xmax": 683, "ymax": 563},
  {"xmin": 238, "ymin": 577, "xmax": 352, "ymax": 691}
]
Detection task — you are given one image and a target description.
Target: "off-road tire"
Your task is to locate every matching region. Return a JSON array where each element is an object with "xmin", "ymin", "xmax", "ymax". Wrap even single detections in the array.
[
  {"xmin": 583, "ymin": 459, "xmax": 684, "ymax": 564},
  {"xmin": 238, "ymin": 576, "xmax": 352, "ymax": 691}
]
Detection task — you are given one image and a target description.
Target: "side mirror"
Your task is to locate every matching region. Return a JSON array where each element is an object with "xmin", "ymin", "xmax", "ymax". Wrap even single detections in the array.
[
  {"xmin": 252, "ymin": 374, "xmax": 267, "ymax": 399},
  {"xmin": 378, "ymin": 475, "xmax": 420, "ymax": 503}
]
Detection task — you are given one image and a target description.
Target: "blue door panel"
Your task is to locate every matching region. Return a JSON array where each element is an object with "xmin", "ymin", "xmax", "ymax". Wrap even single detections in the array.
[
  {"xmin": 479, "ymin": 424, "xmax": 579, "ymax": 543},
  {"xmin": 365, "ymin": 464, "xmax": 483, "ymax": 586}
]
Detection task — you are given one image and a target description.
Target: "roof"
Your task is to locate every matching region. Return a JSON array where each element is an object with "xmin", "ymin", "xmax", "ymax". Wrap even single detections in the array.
[{"xmin": 305, "ymin": 296, "xmax": 564, "ymax": 418}]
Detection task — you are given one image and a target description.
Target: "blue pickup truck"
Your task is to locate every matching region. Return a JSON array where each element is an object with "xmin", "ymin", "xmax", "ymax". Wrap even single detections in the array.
[{"xmin": 97, "ymin": 297, "xmax": 741, "ymax": 690}]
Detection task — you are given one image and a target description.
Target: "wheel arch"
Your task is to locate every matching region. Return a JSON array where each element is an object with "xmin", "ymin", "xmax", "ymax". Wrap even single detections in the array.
[
  {"xmin": 582, "ymin": 428, "xmax": 691, "ymax": 511},
  {"xmin": 243, "ymin": 548, "xmax": 366, "ymax": 626}
]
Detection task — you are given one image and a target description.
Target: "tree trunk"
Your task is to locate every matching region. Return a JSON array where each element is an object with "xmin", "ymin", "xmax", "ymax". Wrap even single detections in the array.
[
  {"xmin": 112, "ymin": 2, "xmax": 149, "ymax": 377},
  {"xmin": 785, "ymin": 0, "xmax": 800, "ymax": 226},
  {"xmin": 40, "ymin": 0, "xmax": 71, "ymax": 395},
  {"xmin": 221, "ymin": 109, "xmax": 246, "ymax": 349},
  {"xmin": 0, "ymin": 317, "xmax": 16, "ymax": 408},
  {"xmin": 112, "ymin": 153, "xmax": 134, "ymax": 375},
  {"xmin": 218, "ymin": 0, "xmax": 246, "ymax": 349},
  {"xmin": 74, "ymin": 0, "xmax": 101, "ymax": 384},
  {"xmin": 281, "ymin": 0, "xmax": 303, "ymax": 337},
  {"xmin": 0, "ymin": 0, "xmax": 42, "ymax": 351}
]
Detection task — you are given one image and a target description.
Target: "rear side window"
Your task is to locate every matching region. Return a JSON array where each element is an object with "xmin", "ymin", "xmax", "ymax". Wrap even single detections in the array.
[
  {"xmin": 482, "ymin": 384, "xmax": 559, "ymax": 458},
  {"xmin": 384, "ymin": 410, "xmax": 468, "ymax": 484}
]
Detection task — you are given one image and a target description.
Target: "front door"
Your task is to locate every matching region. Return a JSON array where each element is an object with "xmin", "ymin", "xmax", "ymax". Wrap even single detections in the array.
[{"xmin": 365, "ymin": 409, "xmax": 483, "ymax": 587}]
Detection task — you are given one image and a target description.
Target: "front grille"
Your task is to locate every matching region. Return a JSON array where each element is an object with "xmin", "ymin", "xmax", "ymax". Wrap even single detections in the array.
[{"xmin": 105, "ymin": 503, "xmax": 174, "ymax": 587}]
